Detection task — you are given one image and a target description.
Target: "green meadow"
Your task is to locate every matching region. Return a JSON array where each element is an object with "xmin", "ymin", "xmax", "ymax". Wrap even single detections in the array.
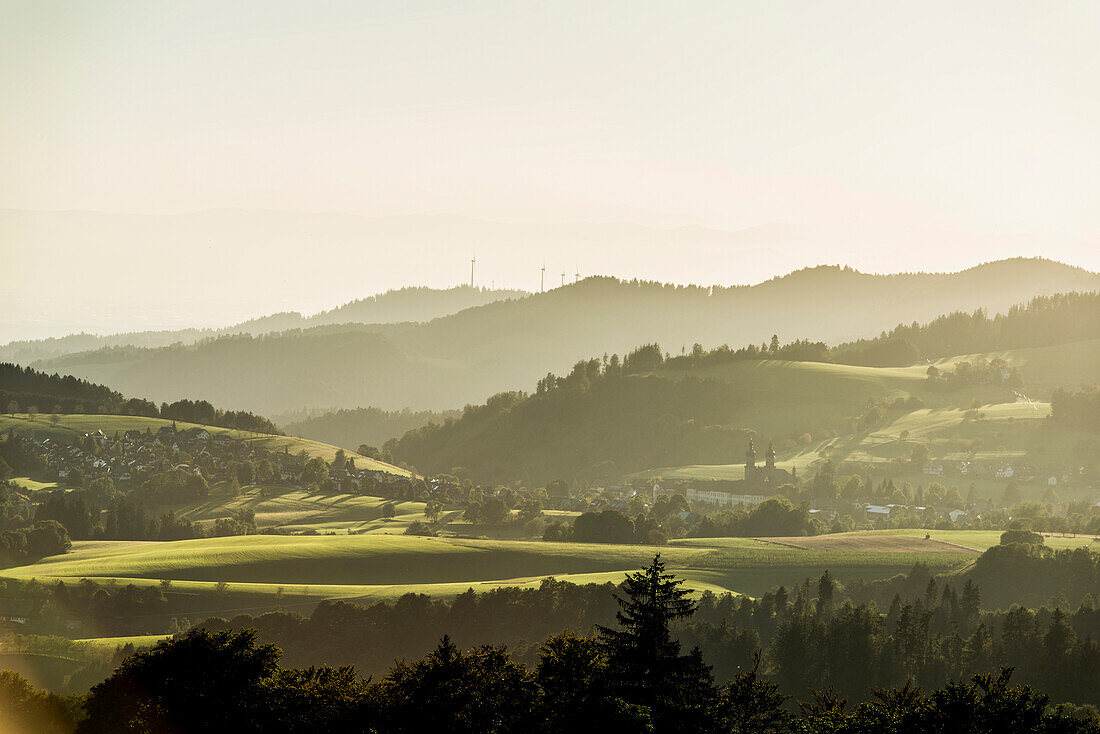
[
  {"xmin": 2, "ymin": 531, "xmax": 978, "ymax": 609},
  {"xmin": 0, "ymin": 413, "xmax": 411, "ymax": 477},
  {"xmin": 823, "ymin": 528, "xmax": 1098, "ymax": 552},
  {"xmin": 935, "ymin": 339, "xmax": 1100, "ymax": 394},
  {"xmin": 72, "ymin": 634, "xmax": 172, "ymax": 652},
  {"xmin": 632, "ymin": 340, "xmax": 1098, "ymax": 500},
  {"xmin": 174, "ymin": 485, "xmax": 428, "ymax": 533}
]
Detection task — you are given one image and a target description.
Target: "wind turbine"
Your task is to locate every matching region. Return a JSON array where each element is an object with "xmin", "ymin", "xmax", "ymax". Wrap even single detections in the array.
[
  {"xmin": 560, "ymin": 269, "xmax": 565, "ymax": 286},
  {"xmin": 574, "ymin": 265, "xmax": 580, "ymax": 283},
  {"xmin": 470, "ymin": 256, "xmax": 476, "ymax": 288},
  {"xmin": 540, "ymin": 263, "xmax": 546, "ymax": 292}
]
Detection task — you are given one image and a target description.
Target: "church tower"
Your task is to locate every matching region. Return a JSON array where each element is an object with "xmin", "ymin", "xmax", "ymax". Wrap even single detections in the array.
[{"xmin": 766, "ymin": 442, "xmax": 776, "ymax": 469}]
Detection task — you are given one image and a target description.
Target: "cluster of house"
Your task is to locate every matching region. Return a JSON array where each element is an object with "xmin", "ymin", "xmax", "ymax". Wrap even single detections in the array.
[
  {"xmin": 37, "ymin": 425, "xmax": 223, "ymax": 484},
  {"xmin": 21, "ymin": 424, "xmax": 412, "ymax": 493},
  {"xmin": 922, "ymin": 459, "xmax": 1087, "ymax": 487},
  {"xmin": 864, "ymin": 503, "xmax": 970, "ymax": 523}
]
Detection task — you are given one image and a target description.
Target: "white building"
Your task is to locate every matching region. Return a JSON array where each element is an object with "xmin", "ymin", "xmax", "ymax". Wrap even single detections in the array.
[{"xmin": 683, "ymin": 487, "xmax": 766, "ymax": 508}]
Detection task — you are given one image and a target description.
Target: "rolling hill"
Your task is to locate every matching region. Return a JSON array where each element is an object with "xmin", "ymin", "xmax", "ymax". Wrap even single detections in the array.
[
  {"xmin": 388, "ymin": 338, "xmax": 1099, "ymax": 486},
  {"xmin": 23, "ymin": 259, "xmax": 1100, "ymax": 415},
  {"xmin": 0, "ymin": 412, "xmax": 411, "ymax": 477},
  {"xmin": 279, "ymin": 406, "xmax": 460, "ymax": 452},
  {"xmin": 0, "ymin": 285, "xmax": 526, "ymax": 364},
  {"xmin": 0, "ymin": 531, "xmax": 977, "ymax": 607}
]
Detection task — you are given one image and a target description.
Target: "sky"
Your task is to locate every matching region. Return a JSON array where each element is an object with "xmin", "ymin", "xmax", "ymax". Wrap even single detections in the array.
[{"xmin": 1, "ymin": 1, "xmax": 1098, "ymax": 341}]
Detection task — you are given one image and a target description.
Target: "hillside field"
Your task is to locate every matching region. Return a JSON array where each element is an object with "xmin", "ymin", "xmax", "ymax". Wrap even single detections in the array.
[
  {"xmin": 674, "ymin": 339, "xmax": 1097, "ymax": 436},
  {"xmin": 0, "ymin": 412, "xmax": 411, "ymax": 477},
  {"xmin": 632, "ymin": 340, "xmax": 1099, "ymax": 500},
  {"xmin": 2, "ymin": 531, "xmax": 979, "ymax": 609},
  {"xmin": 4, "ymin": 529, "xmax": 1095, "ymax": 649}
]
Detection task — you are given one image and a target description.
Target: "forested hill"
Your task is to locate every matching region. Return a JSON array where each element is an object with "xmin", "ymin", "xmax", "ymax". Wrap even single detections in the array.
[
  {"xmin": 222, "ymin": 285, "xmax": 529, "ymax": 337},
  {"xmin": 0, "ymin": 363, "xmax": 122, "ymax": 415},
  {"xmin": 831, "ymin": 291, "xmax": 1100, "ymax": 366},
  {"xmin": 0, "ymin": 363, "xmax": 281, "ymax": 435},
  {"xmin": 280, "ymin": 406, "xmax": 460, "ymax": 453},
  {"xmin": 0, "ymin": 285, "xmax": 526, "ymax": 364},
  {"xmin": 386, "ymin": 292, "xmax": 1099, "ymax": 484},
  {"xmin": 30, "ymin": 258, "xmax": 1100, "ymax": 414}
]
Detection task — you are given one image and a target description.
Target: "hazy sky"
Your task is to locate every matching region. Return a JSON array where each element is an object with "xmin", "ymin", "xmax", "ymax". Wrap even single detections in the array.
[{"xmin": 2, "ymin": 1, "xmax": 1098, "ymax": 340}]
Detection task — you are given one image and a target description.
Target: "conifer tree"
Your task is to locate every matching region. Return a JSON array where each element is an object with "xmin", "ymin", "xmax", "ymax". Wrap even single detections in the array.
[{"xmin": 598, "ymin": 554, "xmax": 714, "ymax": 730}]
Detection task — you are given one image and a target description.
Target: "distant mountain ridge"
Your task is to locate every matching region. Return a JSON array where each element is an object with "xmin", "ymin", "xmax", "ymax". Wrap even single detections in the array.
[
  {"xmin": 7, "ymin": 207, "xmax": 1095, "ymax": 345},
  {"xmin": 0, "ymin": 285, "xmax": 527, "ymax": 364},
  {"xmin": 24, "ymin": 258, "xmax": 1100, "ymax": 415}
]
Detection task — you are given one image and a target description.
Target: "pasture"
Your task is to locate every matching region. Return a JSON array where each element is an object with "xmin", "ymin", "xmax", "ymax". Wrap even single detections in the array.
[
  {"xmin": 174, "ymin": 485, "xmax": 428, "ymax": 533},
  {"xmin": 827, "ymin": 528, "xmax": 1098, "ymax": 552},
  {"xmin": 935, "ymin": 338, "xmax": 1100, "ymax": 395},
  {"xmin": 0, "ymin": 413, "xmax": 411, "ymax": 477},
  {"xmin": 73, "ymin": 634, "xmax": 172, "ymax": 651},
  {"xmin": 629, "ymin": 340, "xmax": 1098, "ymax": 497},
  {"xmin": 3, "ymin": 531, "xmax": 978, "ymax": 609},
  {"xmin": 6, "ymin": 528, "xmax": 1085, "ymax": 647}
]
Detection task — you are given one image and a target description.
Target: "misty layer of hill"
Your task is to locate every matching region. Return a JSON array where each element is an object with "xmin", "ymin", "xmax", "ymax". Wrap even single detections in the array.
[
  {"xmin": 285, "ymin": 292, "xmax": 1100, "ymax": 454},
  {"xmin": 386, "ymin": 294, "xmax": 1100, "ymax": 484},
  {"xmin": 831, "ymin": 291, "xmax": 1100, "ymax": 365},
  {"xmin": 0, "ymin": 285, "xmax": 526, "ymax": 364},
  {"xmin": 390, "ymin": 359, "xmax": 756, "ymax": 484},
  {"xmin": 280, "ymin": 406, "xmax": 460, "ymax": 452},
  {"xmin": 28, "ymin": 258, "xmax": 1100, "ymax": 415},
  {"xmin": 0, "ymin": 363, "xmax": 281, "ymax": 435},
  {"xmin": 0, "ymin": 363, "xmax": 123, "ymax": 415},
  {"xmin": 19, "ymin": 206, "xmax": 1080, "ymax": 346}
]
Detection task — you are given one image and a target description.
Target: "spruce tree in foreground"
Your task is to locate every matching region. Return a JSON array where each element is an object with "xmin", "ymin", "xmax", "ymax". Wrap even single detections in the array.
[{"xmin": 598, "ymin": 553, "xmax": 715, "ymax": 731}]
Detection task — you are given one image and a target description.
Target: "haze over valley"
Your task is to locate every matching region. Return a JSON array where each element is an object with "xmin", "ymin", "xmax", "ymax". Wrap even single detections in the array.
[
  {"xmin": 10, "ymin": 257, "xmax": 1096, "ymax": 416},
  {"xmin": 4, "ymin": 3, "xmax": 1100, "ymax": 732}
]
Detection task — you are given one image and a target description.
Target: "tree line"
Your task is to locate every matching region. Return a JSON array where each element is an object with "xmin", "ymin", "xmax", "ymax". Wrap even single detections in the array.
[
  {"xmin": 386, "ymin": 291, "xmax": 1098, "ymax": 484},
  {"xmin": 280, "ymin": 406, "xmax": 459, "ymax": 456},
  {"xmin": 389, "ymin": 361, "xmax": 752, "ymax": 484},
  {"xmin": 1, "ymin": 362, "xmax": 282, "ymax": 434},
  {"xmin": 143, "ymin": 540, "xmax": 1100, "ymax": 704},
  {"xmin": 832, "ymin": 291, "xmax": 1100, "ymax": 366},
  {"xmin": 6, "ymin": 556, "xmax": 1100, "ymax": 733},
  {"xmin": 1052, "ymin": 386, "xmax": 1100, "ymax": 432}
]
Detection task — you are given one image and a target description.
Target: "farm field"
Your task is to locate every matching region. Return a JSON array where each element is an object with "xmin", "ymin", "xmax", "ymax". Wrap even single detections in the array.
[
  {"xmin": 72, "ymin": 634, "xmax": 171, "ymax": 651},
  {"xmin": 4, "ymin": 529, "xmax": 1089, "ymax": 648},
  {"xmin": 628, "ymin": 341, "xmax": 1098, "ymax": 497},
  {"xmin": 666, "ymin": 528, "xmax": 1098, "ymax": 553},
  {"xmin": 672, "ymin": 358, "xmax": 927, "ymax": 438},
  {"xmin": 935, "ymin": 338, "xmax": 1100, "ymax": 395},
  {"xmin": 12, "ymin": 474, "xmax": 543, "ymax": 539},
  {"xmin": 173, "ymin": 485, "xmax": 428, "ymax": 533},
  {"xmin": 824, "ymin": 528, "xmax": 1099, "ymax": 552},
  {"xmin": 3, "ymin": 531, "xmax": 978, "ymax": 607},
  {"xmin": 9, "ymin": 476, "xmax": 61, "ymax": 492},
  {"xmin": 755, "ymin": 534, "xmax": 980, "ymax": 554},
  {"xmin": 630, "ymin": 447, "xmax": 822, "ymax": 482},
  {"xmin": 169, "ymin": 486, "xmax": 558, "ymax": 537},
  {"xmin": 0, "ymin": 413, "xmax": 411, "ymax": 477}
]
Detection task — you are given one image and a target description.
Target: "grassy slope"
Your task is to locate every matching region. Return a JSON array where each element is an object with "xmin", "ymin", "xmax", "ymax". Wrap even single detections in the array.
[
  {"xmin": 73, "ymin": 634, "xmax": 171, "ymax": 651},
  {"xmin": 173, "ymin": 484, "xmax": 427, "ymax": 533},
  {"xmin": 935, "ymin": 338, "xmax": 1100, "ymax": 394},
  {"xmin": 7, "ymin": 530, "xmax": 1089, "ymax": 646},
  {"xmin": 9, "ymin": 477, "xmax": 61, "ymax": 492},
  {"xmin": 2, "ymin": 532, "xmax": 975, "ymax": 605},
  {"xmin": 633, "ymin": 340, "xmax": 1099, "ymax": 495},
  {"xmin": 0, "ymin": 413, "xmax": 411, "ymax": 477},
  {"xmin": 744, "ymin": 528, "xmax": 1097, "ymax": 552},
  {"xmin": 682, "ymin": 358, "xmax": 926, "ymax": 434}
]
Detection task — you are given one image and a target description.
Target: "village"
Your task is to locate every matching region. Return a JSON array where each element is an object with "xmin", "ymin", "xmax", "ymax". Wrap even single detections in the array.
[{"xmin": 8, "ymin": 424, "xmax": 417, "ymax": 499}]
